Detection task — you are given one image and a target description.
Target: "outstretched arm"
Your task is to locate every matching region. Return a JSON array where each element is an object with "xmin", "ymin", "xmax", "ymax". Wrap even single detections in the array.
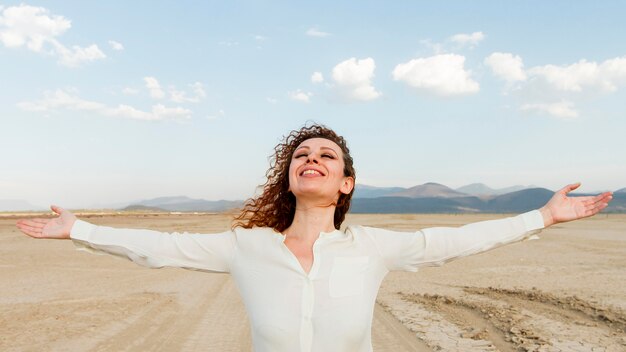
[
  {"xmin": 538, "ymin": 182, "xmax": 613, "ymax": 227},
  {"xmin": 365, "ymin": 182, "xmax": 614, "ymax": 271},
  {"xmin": 16, "ymin": 205, "xmax": 236, "ymax": 273}
]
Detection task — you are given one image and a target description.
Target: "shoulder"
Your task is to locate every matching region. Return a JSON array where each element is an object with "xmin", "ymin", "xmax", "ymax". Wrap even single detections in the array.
[
  {"xmin": 344, "ymin": 224, "xmax": 410, "ymax": 237},
  {"xmin": 231, "ymin": 226, "xmax": 280, "ymax": 242},
  {"xmin": 342, "ymin": 225, "xmax": 386, "ymax": 244}
]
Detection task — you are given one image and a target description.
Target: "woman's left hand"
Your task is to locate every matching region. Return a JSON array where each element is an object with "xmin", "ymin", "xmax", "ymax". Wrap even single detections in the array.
[{"xmin": 539, "ymin": 182, "xmax": 613, "ymax": 227}]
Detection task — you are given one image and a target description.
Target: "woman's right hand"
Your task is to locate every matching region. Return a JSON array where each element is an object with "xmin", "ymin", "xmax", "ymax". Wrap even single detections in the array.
[{"xmin": 16, "ymin": 205, "xmax": 77, "ymax": 239}]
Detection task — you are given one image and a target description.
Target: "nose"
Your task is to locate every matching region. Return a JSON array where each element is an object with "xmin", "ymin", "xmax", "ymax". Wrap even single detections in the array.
[{"xmin": 306, "ymin": 154, "xmax": 319, "ymax": 164}]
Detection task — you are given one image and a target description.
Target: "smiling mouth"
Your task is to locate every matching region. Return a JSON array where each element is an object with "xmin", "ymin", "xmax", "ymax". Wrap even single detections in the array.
[{"xmin": 301, "ymin": 169, "xmax": 324, "ymax": 176}]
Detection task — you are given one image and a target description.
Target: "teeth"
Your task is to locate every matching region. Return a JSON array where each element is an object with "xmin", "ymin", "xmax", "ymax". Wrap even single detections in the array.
[{"xmin": 302, "ymin": 169, "xmax": 320, "ymax": 176}]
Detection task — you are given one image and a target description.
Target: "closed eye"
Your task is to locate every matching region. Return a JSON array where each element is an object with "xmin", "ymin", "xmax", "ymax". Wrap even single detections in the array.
[{"xmin": 322, "ymin": 154, "xmax": 335, "ymax": 159}]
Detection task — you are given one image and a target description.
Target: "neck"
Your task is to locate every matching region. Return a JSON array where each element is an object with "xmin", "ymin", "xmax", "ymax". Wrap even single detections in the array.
[{"xmin": 283, "ymin": 199, "xmax": 337, "ymax": 243}]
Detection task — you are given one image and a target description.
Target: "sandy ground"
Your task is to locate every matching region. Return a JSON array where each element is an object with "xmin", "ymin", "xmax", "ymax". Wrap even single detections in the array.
[{"xmin": 1, "ymin": 212, "xmax": 624, "ymax": 351}]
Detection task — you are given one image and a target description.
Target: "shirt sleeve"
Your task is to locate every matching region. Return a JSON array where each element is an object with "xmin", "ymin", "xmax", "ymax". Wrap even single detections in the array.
[
  {"xmin": 70, "ymin": 219, "xmax": 236, "ymax": 273},
  {"xmin": 363, "ymin": 209, "xmax": 545, "ymax": 272}
]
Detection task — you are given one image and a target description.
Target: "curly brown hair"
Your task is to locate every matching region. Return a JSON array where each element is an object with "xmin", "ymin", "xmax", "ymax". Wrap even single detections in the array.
[{"xmin": 233, "ymin": 123, "xmax": 356, "ymax": 232}]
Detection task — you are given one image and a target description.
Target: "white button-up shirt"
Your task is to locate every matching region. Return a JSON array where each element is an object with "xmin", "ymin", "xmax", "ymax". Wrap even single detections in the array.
[{"xmin": 70, "ymin": 209, "xmax": 545, "ymax": 352}]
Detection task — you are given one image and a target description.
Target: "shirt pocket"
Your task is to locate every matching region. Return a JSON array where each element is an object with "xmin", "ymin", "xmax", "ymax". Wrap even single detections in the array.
[{"xmin": 328, "ymin": 256, "xmax": 370, "ymax": 298}]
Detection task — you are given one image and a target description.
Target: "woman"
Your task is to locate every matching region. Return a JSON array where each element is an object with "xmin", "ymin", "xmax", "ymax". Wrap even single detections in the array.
[{"xmin": 16, "ymin": 124, "xmax": 613, "ymax": 352}]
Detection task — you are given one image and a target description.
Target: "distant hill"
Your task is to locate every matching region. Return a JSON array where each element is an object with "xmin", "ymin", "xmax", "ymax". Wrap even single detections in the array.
[
  {"xmin": 353, "ymin": 184, "xmax": 406, "ymax": 198},
  {"xmin": 616, "ymin": 187, "xmax": 626, "ymax": 193},
  {"xmin": 455, "ymin": 183, "xmax": 535, "ymax": 196},
  {"xmin": 113, "ymin": 189, "xmax": 626, "ymax": 214},
  {"xmin": 123, "ymin": 196, "xmax": 242, "ymax": 212},
  {"xmin": 354, "ymin": 187, "xmax": 547, "ymax": 213},
  {"xmin": 0, "ymin": 199, "xmax": 46, "ymax": 211},
  {"xmin": 351, "ymin": 196, "xmax": 483, "ymax": 213},
  {"xmin": 122, "ymin": 205, "xmax": 169, "ymax": 212},
  {"xmin": 389, "ymin": 182, "xmax": 468, "ymax": 198},
  {"xmin": 455, "ymin": 183, "xmax": 497, "ymax": 196},
  {"xmin": 602, "ymin": 192, "xmax": 626, "ymax": 212},
  {"xmin": 482, "ymin": 188, "xmax": 554, "ymax": 212}
]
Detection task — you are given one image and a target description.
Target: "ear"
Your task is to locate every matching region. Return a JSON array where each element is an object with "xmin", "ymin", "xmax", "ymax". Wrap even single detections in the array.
[{"xmin": 339, "ymin": 176, "xmax": 355, "ymax": 195}]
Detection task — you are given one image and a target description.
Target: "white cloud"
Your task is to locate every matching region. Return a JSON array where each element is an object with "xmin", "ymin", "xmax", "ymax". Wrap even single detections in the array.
[
  {"xmin": 122, "ymin": 87, "xmax": 139, "ymax": 95},
  {"xmin": 0, "ymin": 4, "xmax": 70, "ymax": 51},
  {"xmin": 150, "ymin": 104, "xmax": 192, "ymax": 121},
  {"xmin": 331, "ymin": 57, "xmax": 381, "ymax": 101},
  {"xmin": 170, "ymin": 89, "xmax": 190, "ymax": 103},
  {"xmin": 484, "ymin": 52, "xmax": 527, "ymax": 82},
  {"xmin": 419, "ymin": 39, "xmax": 445, "ymax": 55},
  {"xmin": 0, "ymin": 4, "xmax": 105, "ymax": 67},
  {"xmin": 392, "ymin": 54, "xmax": 479, "ymax": 96},
  {"xmin": 529, "ymin": 57, "xmax": 626, "ymax": 92},
  {"xmin": 144, "ymin": 76, "xmax": 165, "ymax": 99},
  {"xmin": 288, "ymin": 89, "xmax": 312, "ymax": 103},
  {"xmin": 449, "ymin": 31, "xmax": 485, "ymax": 47},
  {"xmin": 484, "ymin": 55, "xmax": 626, "ymax": 118},
  {"xmin": 306, "ymin": 27, "xmax": 331, "ymax": 37},
  {"xmin": 105, "ymin": 104, "xmax": 152, "ymax": 120},
  {"xmin": 170, "ymin": 82, "xmax": 206, "ymax": 103},
  {"xmin": 52, "ymin": 41, "xmax": 105, "ymax": 67},
  {"xmin": 311, "ymin": 71, "xmax": 324, "ymax": 83},
  {"xmin": 108, "ymin": 40, "xmax": 123, "ymax": 50},
  {"xmin": 145, "ymin": 77, "xmax": 206, "ymax": 103},
  {"xmin": 254, "ymin": 35, "xmax": 266, "ymax": 41},
  {"xmin": 18, "ymin": 88, "xmax": 192, "ymax": 121},
  {"xmin": 17, "ymin": 89, "xmax": 104, "ymax": 112},
  {"xmin": 521, "ymin": 101, "xmax": 578, "ymax": 119},
  {"xmin": 104, "ymin": 104, "xmax": 192, "ymax": 121},
  {"xmin": 266, "ymin": 97, "xmax": 278, "ymax": 104}
]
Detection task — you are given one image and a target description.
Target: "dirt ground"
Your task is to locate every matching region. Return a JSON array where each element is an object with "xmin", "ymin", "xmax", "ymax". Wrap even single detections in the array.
[{"xmin": 1, "ymin": 212, "xmax": 624, "ymax": 351}]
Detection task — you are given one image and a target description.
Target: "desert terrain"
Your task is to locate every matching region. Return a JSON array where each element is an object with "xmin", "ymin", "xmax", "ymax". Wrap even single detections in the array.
[{"xmin": 1, "ymin": 211, "xmax": 624, "ymax": 351}]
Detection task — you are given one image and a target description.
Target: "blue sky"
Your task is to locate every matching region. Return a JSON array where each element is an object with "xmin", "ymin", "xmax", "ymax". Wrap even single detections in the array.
[{"xmin": 1, "ymin": 1, "xmax": 624, "ymax": 209}]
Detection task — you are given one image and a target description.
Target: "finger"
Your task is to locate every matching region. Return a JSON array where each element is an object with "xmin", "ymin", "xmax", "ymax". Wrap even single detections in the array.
[
  {"xmin": 16, "ymin": 223, "xmax": 43, "ymax": 237},
  {"xmin": 25, "ymin": 221, "xmax": 45, "ymax": 229},
  {"xmin": 51, "ymin": 205, "xmax": 65, "ymax": 215},
  {"xmin": 21, "ymin": 227, "xmax": 43, "ymax": 238},
  {"xmin": 16, "ymin": 219, "xmax": 46, "ymax": 228},
  {"xmin": 560, "ymin": 182, "xmax": 581, "ymax": 194},
  {"xmin": 17, "ymin": 222, "xmax": 42, "ymax": 232},
  {"xmin": 592, "ymin": 193, "xmax": 613, "ymax": 205},
  {"xmin": 593, "ymin": 191, "xmax": 612, "ymax": 199},
  {"xmin": 572, "ymin": 196, "xmax": 595, "ymax": 205},
  {"xmin": 587, "ymin": 198, "xmax": 609, "ymax": 212},
  {"xmin": 588, "ymin": 202, "xmax": 609, "ymax": 216}
]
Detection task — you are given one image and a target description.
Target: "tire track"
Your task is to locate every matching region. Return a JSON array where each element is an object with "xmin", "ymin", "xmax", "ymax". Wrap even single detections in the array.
[
  {"xmin": 372, "ymin": 303, "xmax": 433, "ymax": 352},
  {"xmin": 89, "ymin": 276, "xmax": 238, "ymax": 351},
  {"xmin": 400, "ymin": 292, "xmax": 525, "ymax": 352},
  {"xmin": 179, "ymin": 277, "xmax": 252, "ymax": 352},
  {"xmin": 399, "ymin": 287, "xmax": 626, "ymax": 352},
  {"xmin": 90, "ymin": 293, "xmax": 180, "ymax": 352},
  {"xmin": 464, "ymin": 286, "xmax": 626, "ymax": 334}
]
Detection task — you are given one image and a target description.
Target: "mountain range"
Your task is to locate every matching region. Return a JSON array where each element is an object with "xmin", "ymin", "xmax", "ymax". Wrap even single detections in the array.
[
  {"xmin": 122, "ymin": 196, "xmax": 242, "ymax": 212},
  {"xmin": 351, "ymin": 183, "xmax": 625, "ymax": 213},
  {"xmin": 0, "ymin": 199, "xmax": 46, "ymax": 212},
  {"xmin": 2, "ymin": 183, "xmax": 624, "ymax": 213},
  {"xmin": 353, "ymin": 182, "xmax": 539, "ymax": 198}
]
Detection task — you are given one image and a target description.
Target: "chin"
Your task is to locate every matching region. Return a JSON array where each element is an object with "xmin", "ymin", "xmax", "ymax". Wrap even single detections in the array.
[{"xmin": 292, "ymin": 189, "xmax": 337, "ymax": 202}]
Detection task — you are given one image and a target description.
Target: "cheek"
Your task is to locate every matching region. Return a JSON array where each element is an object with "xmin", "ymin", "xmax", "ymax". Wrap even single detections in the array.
[{"xmin": 287, "ymin": 162, "xmax": 298, "ymax": 186}]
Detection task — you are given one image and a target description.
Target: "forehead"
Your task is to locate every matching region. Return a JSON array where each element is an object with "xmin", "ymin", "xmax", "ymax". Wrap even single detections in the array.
[{"xmin": 296, "ymin": 138, "xmax": 342, "ymax": 153}]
